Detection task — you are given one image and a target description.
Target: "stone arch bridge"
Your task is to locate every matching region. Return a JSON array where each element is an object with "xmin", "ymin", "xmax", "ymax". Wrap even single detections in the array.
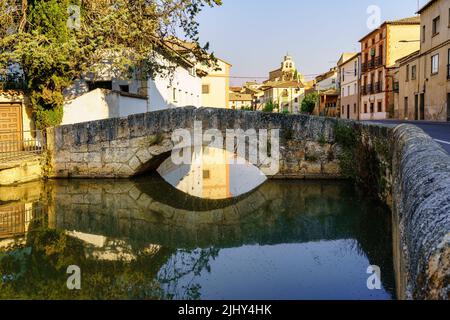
[{"xmin": 48, "ymin": 107, "xmax": 347, "ymax": 179}]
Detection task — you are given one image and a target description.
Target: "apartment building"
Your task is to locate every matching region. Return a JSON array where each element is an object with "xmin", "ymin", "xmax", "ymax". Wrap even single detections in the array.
[
  {"xmin": 337, "ymin": 53, "xmax": 361, "ymax": 120},
  {"xmin": 360, "ymin": 16, "xmax": 421, "ymax": 120},
  {"xmin": 314, "ymin": 68, "xmax": 339, "ymax": 117},
  {"xmin": 396, "ymin": 0, "xmax": 450, "ymax": 121}
]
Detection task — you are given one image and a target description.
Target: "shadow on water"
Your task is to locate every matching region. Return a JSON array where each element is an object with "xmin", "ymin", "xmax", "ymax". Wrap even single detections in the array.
[{"xmin": 0, "ymin": 177, "xmax": 396, "ymax": 300}]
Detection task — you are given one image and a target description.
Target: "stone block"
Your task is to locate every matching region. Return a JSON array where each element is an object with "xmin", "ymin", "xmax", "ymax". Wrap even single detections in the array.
[
  {"xmin": 322, "ymin": 161, "xmax": 341, "ymax": 175},
  {"xmin": 110, "ymin": 139, "xmax": 130, "ymax": 148},
  {"xmin": 117, "ymin": 164, "xmax": 134, "ymax": 177},
  {"xmin": 136, "ymin": 148, "xmax": 152, "ymax": 164},
  {"xmin": 128, "ymin": 156, "xmax": 142, "ymax": 171},
  {"xmin": 55, "ymin": 151, "xmax": 71, "ymax": 164},
  {"xmin": 84, "ymin": 152, "xmax": 102, "ymax": 163},
  {"xmin": 70, "ymin": 153, "xmax": 85, "ymax": 163},
  {"xmin": 300, "ymin": 161, "xmax": 322, "ymax": 175}
]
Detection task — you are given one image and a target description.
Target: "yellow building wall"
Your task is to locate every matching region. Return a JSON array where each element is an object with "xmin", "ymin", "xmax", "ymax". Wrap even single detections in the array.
[
  {"xmin": 387, "ymin": 24, "xmax": 421, "ymax": 67},
  {"xmin": 201, "ymin": 59, "xmax": 231, "ymax": 109}
]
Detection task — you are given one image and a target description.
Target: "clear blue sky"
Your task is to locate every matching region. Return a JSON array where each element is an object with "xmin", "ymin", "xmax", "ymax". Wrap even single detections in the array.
[{"xmin": 196, "ymin": 0, "xmax": 428, "ymax": 85}]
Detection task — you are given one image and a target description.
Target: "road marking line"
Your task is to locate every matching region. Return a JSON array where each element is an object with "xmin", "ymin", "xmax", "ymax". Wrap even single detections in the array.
[{"xmin": 434, "ymin": 139, "xmax": 450, "ymax": 146}]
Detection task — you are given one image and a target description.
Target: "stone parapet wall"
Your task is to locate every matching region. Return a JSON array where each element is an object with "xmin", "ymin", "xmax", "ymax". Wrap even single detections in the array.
[
  {"xmin": 47, "ymin": 107, "xmax": 343, "ymax": 179},
  {"xmin": 391, "ymin": 125, "xmax": 450, "ymax": 300}
]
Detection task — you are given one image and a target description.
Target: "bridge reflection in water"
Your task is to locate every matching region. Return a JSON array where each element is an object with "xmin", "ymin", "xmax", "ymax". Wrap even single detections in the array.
[
  {"xmin": 157, "ymin": 146, "xmax": 267, "ymax": 200},
  {"xmin": 0, "ymin": 177, "xmax": 395, "ymax": 300}
]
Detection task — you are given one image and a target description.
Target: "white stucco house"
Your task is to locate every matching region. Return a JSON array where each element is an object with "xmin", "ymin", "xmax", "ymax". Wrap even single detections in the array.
[{"xmin": 62, "ymin": 49, "xmax": 206, "ymax": 125}]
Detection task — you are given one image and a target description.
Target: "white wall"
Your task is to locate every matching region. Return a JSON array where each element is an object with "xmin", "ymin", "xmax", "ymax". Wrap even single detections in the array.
[
  {"xmin": 63, "ymin": 56, "xmax": 203, "ymax": 116},
  {"xmin": 148, "ymin": 65, "xmax": 202, "ymax": 112},
  {"xmin": 316, "ymin": 73, "xmax": 337, "ymax": 91},
  {"xmin": 62, "ymin": 89, "xmax": 147, "ymax": 125}
]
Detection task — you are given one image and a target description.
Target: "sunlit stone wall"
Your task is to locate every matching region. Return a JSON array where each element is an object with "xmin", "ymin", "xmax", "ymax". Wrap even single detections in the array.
[{"xmin": 46, "ymin": 107, "xmax": 344, "ymax": 179}]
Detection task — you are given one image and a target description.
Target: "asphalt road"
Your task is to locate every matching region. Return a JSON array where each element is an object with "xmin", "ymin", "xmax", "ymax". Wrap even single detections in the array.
[{"xmin": 371, "ymin": 120, "xmax": 450, "ymax": 154}]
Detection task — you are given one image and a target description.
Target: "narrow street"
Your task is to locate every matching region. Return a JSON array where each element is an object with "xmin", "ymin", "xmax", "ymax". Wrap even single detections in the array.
[{"xmin": 371, "ymin": 120, "xmax": 450, "ymax": 154}]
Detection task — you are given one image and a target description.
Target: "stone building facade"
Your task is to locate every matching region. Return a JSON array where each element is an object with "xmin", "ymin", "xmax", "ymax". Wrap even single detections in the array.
[
  {"xmin": 360, "ymin": 17, "xmax": 421, "ymax": 120},
  {"xmin": 395, "ymin": 0, "xmax": 450, "ymax": 121}
]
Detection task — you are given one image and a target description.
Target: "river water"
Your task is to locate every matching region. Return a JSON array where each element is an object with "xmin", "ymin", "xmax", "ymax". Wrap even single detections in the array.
[{"xmin": 0, "ymin": 148, "xmax": 395, "ymax": 300}]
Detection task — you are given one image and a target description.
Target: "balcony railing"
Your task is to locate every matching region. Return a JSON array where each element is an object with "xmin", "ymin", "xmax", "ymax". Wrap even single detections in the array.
[
  {"xmin": 374, "ymin": 82, "xmax": 382, "ymax": 93},
  {"xmin": 374, "ymin": 56, "xmax": 383, "ymax": 67},
  {"xmin": 447, "ymin": 64, "xmax": 450, "ymax": 80},
  {"xmin": 367, "ymin": 84, "xmax": 373, "ymax": 94},
  {"xmin": 0, "ymin": 130, "xmax": 46, "ymax": 162},
  {"xmin": 361, "ymin": 62, "xmax": 368, "ymax": 73},
  {"xmin": 361, "ymin": 86, "xmax": 367, "ymax": 95}
]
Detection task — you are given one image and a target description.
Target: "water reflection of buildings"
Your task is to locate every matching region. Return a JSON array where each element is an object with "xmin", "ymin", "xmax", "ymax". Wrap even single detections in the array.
[
  {"xmin": 158, "ymin": 147, "xmax": 266, "ymax": 200},
  {"xmin": 0, "ymin": 182, "xmax": 44, "ymax": 247},
  {"xmin": 0, "ymin": 179, "xmax": 396, "ymax": 299}
]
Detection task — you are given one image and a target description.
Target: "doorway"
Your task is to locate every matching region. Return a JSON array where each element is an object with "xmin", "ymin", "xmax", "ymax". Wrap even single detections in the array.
[
  {"xmin": 447, "ymin": 93, "xmax": 450, "ymax": 122},
  {"xmin": 420, "ymin": 94, "xmax": 425, "ymax": 120},
  {"xmin": 414, "ymin": 94, "xmax": 419, "ymax": 120},
  {"xmin": 0, "ymin": 103, "xmax": 23, "ymax": 153}
]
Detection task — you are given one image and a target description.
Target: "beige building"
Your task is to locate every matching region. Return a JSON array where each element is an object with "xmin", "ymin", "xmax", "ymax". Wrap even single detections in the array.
[
  {"xmin": 268, "ymin": 55, "xmax": 305, "ymax": 83},
  {"xmin": 229, "ymin": 92, "xmax": 253, "ymax": 110},
  {"xmin": 261, "ymin": 81, "xmax": 305, "ymax": 113},
  {"xmin": 313, "ymin": 68, "xmax": 339, "ymax": 117},
  {"xmin": 201, "ymin": 58, "xmax": 232, "ymax": 109},
  {"xmin": 360, "ymin": 16, "xmax": 421, "ymax": 120},
  {"xmin": 260, "ymin": 55, "xmax": 306, "ymax": 113},
  {"xmin": 395, "ymin": 0, "xmax": 450, "ymax": 121},
  {"xmin": 337, "ymin": 53, "xmax": 361, "ymax": 120}
]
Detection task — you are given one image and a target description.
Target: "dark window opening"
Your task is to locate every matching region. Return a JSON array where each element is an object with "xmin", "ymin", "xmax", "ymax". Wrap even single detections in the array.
[
  {"xmin": 119, "ymin": 85, "xmax": 130, "ymax": 93},
  {"xmin": 87, "ymin": 81, "xmax": 112, "ymax": 91}
]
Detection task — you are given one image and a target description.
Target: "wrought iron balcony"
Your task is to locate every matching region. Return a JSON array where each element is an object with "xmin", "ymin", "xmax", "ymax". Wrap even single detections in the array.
[
  {"xmin": 367, "ymin": 84, "xmax": 373, "ymax": 94},
  {"xmin": 374, "ymin": 82, "xmax": 382, "ymax": 93},
  {"xmin": 361, "ymin": 86, "xmax": 367, "ymax": 95},
  {"xmin": 374, "ymin": 56, "xmax": 383, "ymax": 67},
  {"xmin": 361, "ymin": 62, "xmax": 368, "ymax": 73}
]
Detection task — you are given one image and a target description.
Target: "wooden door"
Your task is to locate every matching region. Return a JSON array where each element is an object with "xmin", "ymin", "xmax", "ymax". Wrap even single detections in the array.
[{"xmin": 0, "ymin": 103, "xmax": 23, "ymax": 153}]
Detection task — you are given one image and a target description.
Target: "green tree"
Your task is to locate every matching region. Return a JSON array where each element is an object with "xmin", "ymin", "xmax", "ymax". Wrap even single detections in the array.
[
  {"xmin": 263, "ymin": 100, "xmax": 277, "ymax": 113},
  {"xmin": 301, "ymin": 92, "xmax": 318, "ymax": 114},
  {"xmin": 0, "ymin": 0, "xmax": 221, "ymax": 129}
]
